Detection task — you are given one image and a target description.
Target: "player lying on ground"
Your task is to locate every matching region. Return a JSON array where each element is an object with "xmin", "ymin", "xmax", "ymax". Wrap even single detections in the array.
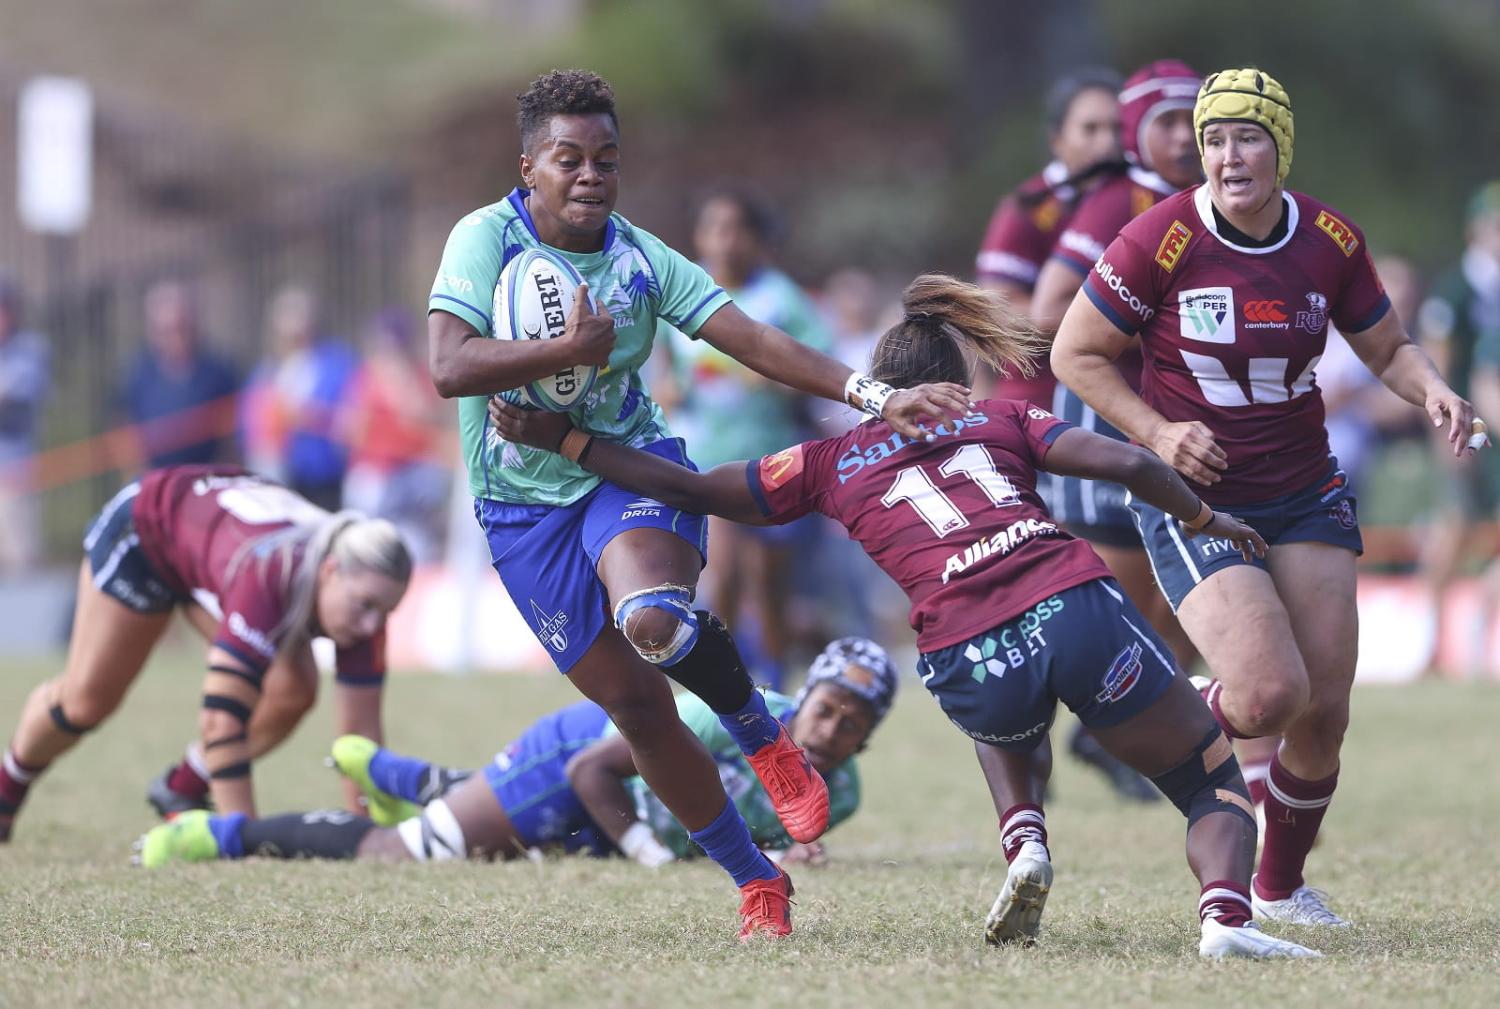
[
  {"xmin": 488, "ymin": 273, "xmax": 1323, "ymax": 960},
  {"xmin": 138, "ymin": 638, "xmax": 893, "ymax": 871},
  {"xmin": 1052, "ymin": 68, "xmax": 1485, "ymax": 928},
  {"xmin": 0, "ymin": 467, "xmax": 411, "ymax": 842}
]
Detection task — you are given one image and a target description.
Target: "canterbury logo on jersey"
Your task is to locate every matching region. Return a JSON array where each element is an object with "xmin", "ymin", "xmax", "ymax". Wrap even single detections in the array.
[
  {"xmin": 1314, "ymin": 211, "xmax": 1359, "ymax": 257},
  {"xmin": 1243, "ymin": 300, "xmax": 1289, "ymax": 327}
]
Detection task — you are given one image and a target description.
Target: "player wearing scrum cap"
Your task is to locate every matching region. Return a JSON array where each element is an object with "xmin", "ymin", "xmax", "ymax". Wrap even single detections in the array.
[
  {"xmin": 138, "ymin": 638, "xmax": 894, "ymax": 874},
  {"xmin": 1053, "ymin": 67, "xmax": 1484, "ymax": 928}
]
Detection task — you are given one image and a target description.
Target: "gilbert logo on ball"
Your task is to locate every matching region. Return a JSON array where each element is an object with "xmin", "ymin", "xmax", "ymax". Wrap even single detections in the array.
[{"xmin": 491, "ymin": 247, "xmax": 600, "ymax": 411}]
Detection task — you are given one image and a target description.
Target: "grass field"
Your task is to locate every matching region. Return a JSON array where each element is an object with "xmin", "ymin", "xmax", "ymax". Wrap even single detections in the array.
[{"xmin": 2, "ymin": 644, "xmax": 1497, "ymax": 1009}]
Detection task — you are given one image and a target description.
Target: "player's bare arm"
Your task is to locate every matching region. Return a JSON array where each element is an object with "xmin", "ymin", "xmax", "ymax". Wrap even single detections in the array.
[
  {"xmin": 1052, "ymin": 292, "xmax": 1228, "ymax": 484},
  {"xmin": 693, "ymin": 302, "xmax": 972, "ymax": 441},
  {"xmin": 428, "ymin": 286, "xmax": 615, "ymax": 398},
  {"xmin": 565, "ymin": 735, "xmax": 676, "ymax": 867},
  {"xmin": 1341, "ymin": 309, "xmax": 1479, "ymax": 456},
  {"xmin": 1043, "ymin": 428, "xmax": 1265, "ymax": 560},
  {"xmin": 488, "ymin": 398, "xmax": 767, "ymax": 524}
]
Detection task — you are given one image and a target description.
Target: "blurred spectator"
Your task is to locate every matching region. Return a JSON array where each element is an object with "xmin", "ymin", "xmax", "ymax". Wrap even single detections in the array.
[
  {"xmin": 0, "ymin": 274, "xmax": 50, "ymax": 572},
  {"xmin": 240, "ymin": 285, "xmax": 356, "ymax": 511},
  {"xmin": 1416, "ymin": 182, "xmax": 1500, "ymax": 676},
  {"xmin": 658, "ymin": 189, "xmax": 832, "ymax": 688},
  {"xmin": 339, "ymin": 307, "xmax": 452, "ymax": 564},
  {"xmin": 815, "ymin": 267, "xmax": 895, "ymax": 435},
  {"xmin": 1321, "ymin": 254, "xmax": 1425, "ymax": 492},
  {"xmin": 119, "ymin": 278, "xmax": 239, "ymax": 468}
]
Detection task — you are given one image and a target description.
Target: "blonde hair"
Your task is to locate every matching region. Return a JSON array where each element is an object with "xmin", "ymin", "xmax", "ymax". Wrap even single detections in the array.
[
  {"xmin": 868, "ymin": 274, "xmax": 1048, "ymax": 388},
  {"xmin": 231, "ymin": 512, "xmax": 413, "ymax": 652}
]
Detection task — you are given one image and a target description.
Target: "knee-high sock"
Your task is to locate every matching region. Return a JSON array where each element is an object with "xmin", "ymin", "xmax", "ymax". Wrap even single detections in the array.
[
  {"xmin": 1255, "ymin": 753, "xmax": 1337, "ymax": 900},
  {"xmin": 688, "ymin": 798, "xmax": 779, "ymax": 886}
]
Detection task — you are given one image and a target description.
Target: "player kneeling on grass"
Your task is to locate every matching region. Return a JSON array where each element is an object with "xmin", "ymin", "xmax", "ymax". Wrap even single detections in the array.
[
  {"xmin": 139, "ymin": 638, "xmax": 891, "ymax": 871},
  {"xmin": 485, "ymin": 274, "xmax": 1323, "ymax": 960},
  {"xmin": 0, "ymin": 466, "xmax": 411, "ymax": 843}
]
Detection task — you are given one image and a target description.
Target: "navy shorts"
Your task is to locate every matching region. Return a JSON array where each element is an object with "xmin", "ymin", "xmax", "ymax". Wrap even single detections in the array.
[
  {"xmin": 82, "ymin": 482, "xmax": 179, "ymax": 614},
  {"xmin": 482, "ymin": 700, "xmax": 616, "ymax": 856},
  {"xmin": 1046, "ymin": 384, "xmax": 1141, "ymax": 548},
  {"xmin": 475, "ymin": 438, "xmax": 709, "ymax": 674},
  {"xmin": 1129, "ymin": 460, "xmax": 1364, "ymax": 611},
  {"xmin": 918, "ymin": 578, "xmax": 1178, "ymax": 751}
]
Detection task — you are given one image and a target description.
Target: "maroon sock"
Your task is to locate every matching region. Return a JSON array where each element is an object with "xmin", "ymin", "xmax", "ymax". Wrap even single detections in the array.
[
  {"xmin": 999, "ymin": 803, "xmax": 1047, "ymax": 863},
  {"xmin": 1241, "ymin": 753, "xmax": 1273, "ymax": 807},
  {"xmin": 1199, "ymin": 679, "xmax": 1257, "ymax": 740},
  {"xmin": 1199, "ymin": 880, "xmax": 1252, "ymax": 928},
  {"xmin": 0, "ymin": 748, "xmax": 44, "ymax": 813},
  {"xmin": 166, "ymin": 757, "xmax": 210, "ymax": 801},
  {"xmin": 1255, "ymin": 753, "xmax": 1338, "ymax": 900}
]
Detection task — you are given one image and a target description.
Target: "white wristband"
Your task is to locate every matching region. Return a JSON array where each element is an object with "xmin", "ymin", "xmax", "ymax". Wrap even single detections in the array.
[
  {"xmin": 1470, "ymin": 418, "xmax": 1490, "ymax": 452},
  {"xmin": 618, "ymin": 822, "xmax": 675, "ymax": 868},
  {"xmin": 844, "ymin": 371, "xmax": 897, "ymax": 420}
]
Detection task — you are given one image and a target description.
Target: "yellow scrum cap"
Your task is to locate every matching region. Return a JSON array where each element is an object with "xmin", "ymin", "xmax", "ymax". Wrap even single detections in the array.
[{"xmin": 1195, "ymin": 68, "xmax": 1294, "ymax": 186}]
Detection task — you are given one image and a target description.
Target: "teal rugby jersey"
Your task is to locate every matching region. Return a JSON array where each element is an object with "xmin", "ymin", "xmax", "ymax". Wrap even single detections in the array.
[
  {"xmin": 609, "ymin": 691, "xmax": 861, "ymax": 858},
  {"xmin": 430, "ymin": 188, "xmax": 732, "ymax": 505}
]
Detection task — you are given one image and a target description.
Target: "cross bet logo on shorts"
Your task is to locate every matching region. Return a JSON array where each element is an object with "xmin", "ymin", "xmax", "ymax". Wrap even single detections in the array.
[{"xmin": 1178, "ymin": 287, "xmax": 1235, "ymax": 344}]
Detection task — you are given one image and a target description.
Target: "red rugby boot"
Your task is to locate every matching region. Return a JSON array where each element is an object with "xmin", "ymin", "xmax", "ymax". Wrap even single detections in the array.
[
  {"xmin": 745, "ymin": 724, "xmax": 829, "ymax": 843},
  {"xmin": 738, "ymin": 866, "xmax": 795, "ymax": 940}
]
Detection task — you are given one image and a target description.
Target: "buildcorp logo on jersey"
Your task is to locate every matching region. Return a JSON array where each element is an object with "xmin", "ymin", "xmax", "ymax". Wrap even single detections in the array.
[{"xmin": 1094, "ymin": 259, "xmax": 1155, "ymax": 321}]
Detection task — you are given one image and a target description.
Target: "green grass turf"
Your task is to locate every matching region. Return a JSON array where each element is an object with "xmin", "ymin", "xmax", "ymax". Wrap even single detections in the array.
[{"xmin": 1, "ymin": 644, "xmax": 1496, "ymax": 1008}]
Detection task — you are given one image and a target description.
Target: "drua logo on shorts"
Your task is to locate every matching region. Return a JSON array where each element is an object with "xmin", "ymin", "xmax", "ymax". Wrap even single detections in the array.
[
  {"xmin": 1095, "ymin": 642, "xmax": 1143, "ymax": 704},
  {"xmin": 1178, "ymin": 287, "xmax": 1236, "ymax": 344},
  {"xmin": 621, "ymin": 498, "xmax": 663, "ymax": 520},
  {"xmin": 1093, "ymin": 260, "xmax": 1155, "ymax": 321},
  {"xmin": 529, "ymin": 599, "xmax": 570, "ymax": 653}
]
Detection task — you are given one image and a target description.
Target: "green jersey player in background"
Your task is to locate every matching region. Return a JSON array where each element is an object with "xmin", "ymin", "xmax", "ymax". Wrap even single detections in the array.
[{"xmin": 420, "ymin": 69, "xmax": 966, "ymax": 939}]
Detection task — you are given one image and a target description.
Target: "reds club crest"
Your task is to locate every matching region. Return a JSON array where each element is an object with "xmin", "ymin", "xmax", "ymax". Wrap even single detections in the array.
[{"xmin": 1296, "ymin": 292, "xmax": 1328, "ymax": 334}]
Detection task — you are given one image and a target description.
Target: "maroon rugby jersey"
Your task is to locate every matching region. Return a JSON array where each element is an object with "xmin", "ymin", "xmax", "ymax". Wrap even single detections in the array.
[
  {"xmin": 132, "ymin": 466, "xmax": 386, "ymax": 681},
  {"xmin": 1081, "ymin": 186, "xmax": 1390, "ymax": 504},
  {"xmin": 747, "ymin": 401, "xmax": 1111, "ymax": 651},
  {"xmin": 1052, "ymin": 166, "xmax": 1181, "ymax": 391},
  {"xmin": 976, "ymin": 162, "xmax": 1076, "ymax": 405}
]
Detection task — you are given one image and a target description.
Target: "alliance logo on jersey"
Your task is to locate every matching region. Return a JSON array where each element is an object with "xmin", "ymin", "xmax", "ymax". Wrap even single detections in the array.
[
  {"xmin": 1243, "ymin": 300, "xmax": 1289, "ymax": 330},
  {"xmin": 1314, "ymin": 211, "xmax": 1359, "ymax": 257},
  {"xmin": 1154, "ymin": 221, "xmax": 1193, "ymax": 273},
  {"xmin": 1095, "ymin": 642, "xmax": 1144, "ymax": 704},
  {"xmin": 1296, "ymin": 292, "xmax": 1329, "ymax": 334},
  {"xmin": 941, "ymin": 517, "xmax": 1061, "ymax": 584},
  {"xmin": 529, "ymin": 599, "xmax": 569, "ymax": 653},
  {"xmin": 1178, "ymin": 287, "xmax": 1235, "ymax": 344}
]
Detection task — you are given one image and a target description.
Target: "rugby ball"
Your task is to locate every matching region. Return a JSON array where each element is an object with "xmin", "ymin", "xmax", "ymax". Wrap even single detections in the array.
[{"xmin": 491, "ymin": 247, "xmax": 599, "ymax": 411}]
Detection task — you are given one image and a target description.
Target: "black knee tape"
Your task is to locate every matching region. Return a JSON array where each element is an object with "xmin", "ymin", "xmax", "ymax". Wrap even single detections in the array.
[
  {"xmin": 49, "ymin": 703, "xmax": 91, "ymax": 736},
  {"xmin": 239, "ymin": 810, "xmax": 375, "ymax": 860},
  {"xmin": 204, "ymin": 732, "xmax": 248, "ymax": 751},
  {"xmin": 209, "ymin": 760, "xmax": 252, "ymax": 780},
  {"xmin": 209, "ymin": 664, "xmax": 264, "ymax": 690},
  {"xmin": 658, "ymin": 610, "xmax": 754, "ymax": 715},
  {"xmin": 202, "ymin": 694, "xmax": 253, "ymax": 725},
  {"xmin": 1150, "ymin": 727, "xmax": 1257, "ymax": 830}
]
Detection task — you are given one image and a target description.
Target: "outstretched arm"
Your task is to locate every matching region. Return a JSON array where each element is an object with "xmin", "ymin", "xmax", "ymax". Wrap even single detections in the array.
[
  {"xmin": 565, "ymin": 736, "xmax": 675, "ymax": 867},
  {"xmin": 488, "ymin": 398, "xmax": 771, "ymax": 524},
  {"xmin": 1043, "ymin": 427, "xmax": 1266, "ymax": 560}
]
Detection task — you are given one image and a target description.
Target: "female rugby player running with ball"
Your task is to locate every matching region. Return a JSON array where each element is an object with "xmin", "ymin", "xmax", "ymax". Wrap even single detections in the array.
[
  {"xmin": 138, "ymin": 638, "xmax": 894, "ymax": 873},
  {"xmin": 425, "ymin": 69, "xmax": 963, "ymax": 939},
  {"xmin": 0, "ymin": 466, "xmax": 411, "ymax": 842},
  {"xmin": 491, "ymin": 274, "xmax": 1319, "ymax": 959},
  {"xmin": 1052, "ymin": 69, "xmax": 1483, "ymax": 928}
]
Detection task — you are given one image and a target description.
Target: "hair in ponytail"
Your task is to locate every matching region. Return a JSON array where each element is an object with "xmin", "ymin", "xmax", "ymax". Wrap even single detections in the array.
[
  {"xmin": 868, "ymin": 273, "xmax": 1049, "ymax": 389},
  {"xmin": 230, "ymin": 511, "xmax": 413, "ymax": 653}
]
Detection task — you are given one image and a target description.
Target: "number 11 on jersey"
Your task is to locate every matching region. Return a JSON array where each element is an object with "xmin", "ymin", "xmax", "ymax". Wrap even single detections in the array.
[{"xmin": 881, "ymin": 443, "xmax": 1021, "ymax": 538}]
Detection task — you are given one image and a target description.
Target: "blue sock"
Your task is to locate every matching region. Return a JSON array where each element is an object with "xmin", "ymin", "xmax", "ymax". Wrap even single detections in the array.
[
  {"xmin": 208, "ymin": 812, "xmax": 247, "ymax": 859},
  {"xmin": 689, "ymin": 798, "xmax": 779, "ymax": 886},
  {"xmin": 718, "ymin": 690, "xmax": 781, "ymax": 757},
  {"xmin": 368, "ymin": 747, "xmax": 432, "ymax": 803}
]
